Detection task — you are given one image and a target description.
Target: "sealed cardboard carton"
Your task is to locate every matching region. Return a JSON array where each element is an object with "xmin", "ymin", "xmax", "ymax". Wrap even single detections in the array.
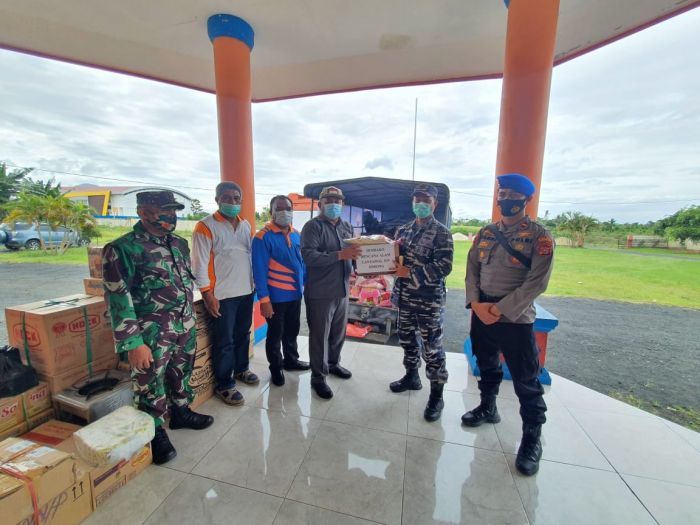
[
  {"xmin": 83, "ymin": 278, "xmax": 105, "ymax": 297},
  {"xmin": 0, "ymin": 420, "xmax": 27, "ymax": 441},
  {"xmin": 190, "ymin": 345, "xmax": 214, "ymax": 409},
  {"xmin": 0, "ymin": 394, "xmax": 24, "ymax": 433},
  {"xmin": 0, "ymin": 438, "xmax": 92, "ymax": 525},
  {"xmin": 346, "ymin": 237, "xmax": 399, "ymax": 275},
  {"xmin": 87, "ymin": 246, "xmax": 104, "ymax": 279},
  {"xmin": 23, "ymin": 420, "xmax": 81, "ymax": 447},
  {"xmin": 6, "ymin": 294, "xmax": 115, "ymax": 376},
  {"xmin": 22, "ymin": 382, "xmax": 52, "ymax": 418},
  {"xmin": 26, "ymin": 407, "xmax": 56, "ymax": 432},
  {"xmin": 38, "ymin": 353, "xmax": 119, "ymax": 395},
  {"xmin": 196, "ymin": 320, "xmax": 213, "ymax": 350},
  {"xmin": 58, "ymin": 436, "xmax": 152, "ymax": 510}
]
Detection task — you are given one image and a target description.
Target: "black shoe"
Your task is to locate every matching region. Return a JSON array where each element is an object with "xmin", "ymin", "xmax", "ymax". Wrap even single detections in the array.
[
  {"xmin": 516, "ymin": 424, "xmax": 543, "ymax": 476},
  {"xmin": 312, "ymin": 381, "xmax": 334, "ymax": 399},
  {"xmin": 329, "ymin": 365, "xmax": 352, "ymax": 379},
  {"xmin": 151, "ymin": 426, "xmax": 177, "ymax": 465},
  {"xmin": 169, "ymin": 405, "xmax": 214, "ymax": 430},
  {"xmin": 283, "ymin": 360, "xmax": 311, "ymax": 371},
  {"xmin": 461, "ymin": 398, "xmax": 501, "ymax": 427},
  {"xmin": 389, "ymin": 368, "xmax": 422, "ymax": 393},
  {"xmin": 270, "ymin": 368, "xmax": 285, "ymax": 386},
  {"xmin": 424, "ymin": 382, "xmax": 445, "ymax": 422}
]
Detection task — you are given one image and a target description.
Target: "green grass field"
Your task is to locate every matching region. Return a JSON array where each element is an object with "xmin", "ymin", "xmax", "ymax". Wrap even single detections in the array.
[
  {"xmin": 448, "ymin": 241, "xmax": 699, "ymax": 309},
  {"xmin": 2, "ymin": 233, "xmax": 699, "ymax": 309}
]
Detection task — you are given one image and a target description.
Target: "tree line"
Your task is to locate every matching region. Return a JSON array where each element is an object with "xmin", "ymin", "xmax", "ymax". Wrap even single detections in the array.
[{"xmin": 0, "ymin": 163, "xmax": 98, "ymax": 252}]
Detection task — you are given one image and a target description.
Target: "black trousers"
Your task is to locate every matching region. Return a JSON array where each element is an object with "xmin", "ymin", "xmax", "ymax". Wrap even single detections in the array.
[
  {"xmin": 265, "ymin": 299, "xmax": 302, "ymax": 371},
  {"xmin": 470, "ymin": 313, "xmax": 547, "ymax": 425}
]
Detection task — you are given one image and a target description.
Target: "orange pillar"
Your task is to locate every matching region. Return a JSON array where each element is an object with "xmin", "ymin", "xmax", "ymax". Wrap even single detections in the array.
[
  {"xmin": 208, "ymin": 14, "xmax": 256, "ymax": 228},
  {"xmin": 492, "ymin": 0, "xmax": 560, "ymax": 221}
]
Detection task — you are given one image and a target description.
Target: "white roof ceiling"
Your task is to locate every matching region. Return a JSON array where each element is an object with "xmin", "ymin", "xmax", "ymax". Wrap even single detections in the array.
[{"xmin": 0, "ymin": 0, "xmax": 697, "ymax": 101}]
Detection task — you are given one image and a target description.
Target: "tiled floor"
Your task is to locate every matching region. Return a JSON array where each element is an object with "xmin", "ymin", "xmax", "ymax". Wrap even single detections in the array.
[{"xmin": 85, "ymin": 337, "xmax": 700, "ymax": 525}]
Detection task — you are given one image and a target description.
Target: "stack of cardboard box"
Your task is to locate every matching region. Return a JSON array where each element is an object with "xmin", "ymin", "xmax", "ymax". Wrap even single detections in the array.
[
  {"xmin": 5, "ymin": 295, "xmax": 119, "ymax": 399},
  {"xmin": 191, "ymin": 291, "xmax": 215, "ymax": 409},
  {"xmin": 0, "ymin": 382, "xmax": 54, "ymax": 440},
  {"xmin": 24, "ymin": 419, "xmax": 153, "ymax": 512},
  {"xmin": 83, "ymin": 246, "xmax": 104, "ymax": 296},
  {"xmin": 0, "ymin": 436, "xmax": 93, "ymax": 524}
]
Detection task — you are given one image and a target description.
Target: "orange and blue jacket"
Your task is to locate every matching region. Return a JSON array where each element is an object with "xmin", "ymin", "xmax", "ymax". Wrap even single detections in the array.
[{"xmin": 252, "ymin": 222, "xmax": 305, "ymax": 304}]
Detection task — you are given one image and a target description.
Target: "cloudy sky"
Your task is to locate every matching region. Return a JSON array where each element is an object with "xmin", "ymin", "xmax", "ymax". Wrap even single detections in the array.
[{"xmin": 1, "ymin": 7, "xmax": 698, "ymax": 223}]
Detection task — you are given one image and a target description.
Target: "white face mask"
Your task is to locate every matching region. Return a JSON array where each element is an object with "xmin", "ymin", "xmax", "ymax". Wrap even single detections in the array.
[{"xmin": 274, "ymin": 210, "xmax": 293, "ymax": 227}]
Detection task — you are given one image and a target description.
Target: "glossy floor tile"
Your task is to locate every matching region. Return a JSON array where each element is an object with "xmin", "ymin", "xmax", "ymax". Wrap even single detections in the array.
[
  {"xmin": 287, "ymin": 420, "xmax": 406, "ymax": 525},
  {"xmin": 143, "ymin": 474, "xmax": 283, "ymax": 525},
  {"xmin": 254, "ymin": 368, "xmax": 338, "ymax": 419},
  {"xmin": 510, "ymin": 458, "xmax": 657, "ymax": 525},
  {"xmin": 623, "ymin": 474, "xmax": 700, "ymax": 525},
  {"xmin": 495, "ymin": 396, "xmax": 613, "ymax": 471},
  {"xmin": 193, "ymin": 408, "xmax": 322, "ymax": 497},
  {"xmin": 403, "ymin": 436, "xmax": 528, "ymax": 525},
  {"xmin": 272, "ymin": 500, "xmax": 378, "ymax": 525},
  {"xmin": 84, "ymin": 466, "xmax": 187, "ymax": 525},
  {"xmin": 164, "ymin": 399, "xmax": 250, "ymax": 473},
  {"xmin": 79, "ymin": 338, "xmax": 700, "ymax": 524},
  {"xmin": 407, "ymin": 389, "xmax": 502, "ymax": 451},
  {"xmin": 571, "ymin": 408, "xmax": 700, "ymax": 486},
  {"xmin": 324, "ymin": 375, "xmax": 410, "ymax": 434}
]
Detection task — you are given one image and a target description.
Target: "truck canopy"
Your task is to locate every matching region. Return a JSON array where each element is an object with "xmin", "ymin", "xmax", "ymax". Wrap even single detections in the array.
[{"xmin": 303, "ymin": 177, "xmax": 452, "ymax": 236}]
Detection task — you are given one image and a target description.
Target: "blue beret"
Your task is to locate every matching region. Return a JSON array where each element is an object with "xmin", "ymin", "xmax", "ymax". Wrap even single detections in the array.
[{"xmin": 497, "ymin": 173, "xmax": 535, "ymax": 197}]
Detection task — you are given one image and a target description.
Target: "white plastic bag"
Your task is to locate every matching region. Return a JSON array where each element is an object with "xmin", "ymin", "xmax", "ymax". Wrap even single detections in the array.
[{"xmin": 73, "ymin": 406, "xmax": 155, "ymax": 466}]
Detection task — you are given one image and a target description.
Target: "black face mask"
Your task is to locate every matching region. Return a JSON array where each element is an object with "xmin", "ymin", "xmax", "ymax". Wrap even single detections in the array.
[
  {"xmin": 147, "ymin": 213, "xmax": 177, "ymax": 233},
  {"xmin": 497, "ymin": 198, "xmax": 527, "ymax": 217}
]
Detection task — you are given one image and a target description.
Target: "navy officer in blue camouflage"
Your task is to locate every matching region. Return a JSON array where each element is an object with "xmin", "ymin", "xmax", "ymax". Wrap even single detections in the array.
[
  {"xmin": 389, "ymin": 183, "xmax": 453, "ymax": 422},
  {"xmin": 463, "ymin": 173, "xmax": 555, "ymax": 476}
]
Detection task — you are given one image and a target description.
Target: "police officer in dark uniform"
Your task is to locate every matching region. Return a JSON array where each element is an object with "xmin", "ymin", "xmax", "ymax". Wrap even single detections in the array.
[
  {"xmin": 389, "ymin": 184, "xmax": 453, "ymax": 422},
  {"xmin": 463, "ymin": 173, "xmax": 554, "ymax": 476}
]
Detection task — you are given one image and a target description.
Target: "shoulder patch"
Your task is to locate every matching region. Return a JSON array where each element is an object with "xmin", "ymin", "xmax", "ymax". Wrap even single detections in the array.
[{"xmin": 537, "ymin": 236, "xmax": 553, "ymax": 256}]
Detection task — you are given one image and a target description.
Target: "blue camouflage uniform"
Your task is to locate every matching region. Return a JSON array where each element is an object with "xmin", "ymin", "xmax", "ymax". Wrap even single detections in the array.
[{"xmin": 393, "ymin": 216, "xmax": 453, "ymax": 383}]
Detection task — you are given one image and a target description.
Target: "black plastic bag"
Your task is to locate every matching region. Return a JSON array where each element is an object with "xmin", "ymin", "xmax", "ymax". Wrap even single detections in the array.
[{"xmin": 0, "ymin": 345, "xmax": 39, "ymax": 397}]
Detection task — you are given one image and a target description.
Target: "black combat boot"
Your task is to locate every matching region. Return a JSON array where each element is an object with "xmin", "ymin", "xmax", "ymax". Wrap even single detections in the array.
[
  {"xmin": 389, "ymin": 368, "xmax": 422, "ymax": 393},
  {"xmin": 169, "ymin": 405, "xmax": 214, "ymax": 430},
  {"xmin": 461, "ymin": 396, "xmax": 501, "ymax": 427},
  {"xmin": 423, "ymin": 382, "xmax": 445, "ymax": 422},
  {"xmin": 516, "ymin": 423, "xmax": 543, "ymax": 476},
  {"xmin": 151, "ymin": 426, "xmax": 177, "ymax": 465}
]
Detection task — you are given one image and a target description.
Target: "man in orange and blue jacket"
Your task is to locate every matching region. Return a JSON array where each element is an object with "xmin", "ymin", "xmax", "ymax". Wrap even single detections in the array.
[{"xmin": 252, "ymin": 195, "xmax": 309, "ymax": 386}]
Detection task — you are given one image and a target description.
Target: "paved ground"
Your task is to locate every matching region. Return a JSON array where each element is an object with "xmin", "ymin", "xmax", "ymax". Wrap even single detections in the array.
[{"xmin": 2, "ymin": 262, "xmax": 698, "ymax": 428}]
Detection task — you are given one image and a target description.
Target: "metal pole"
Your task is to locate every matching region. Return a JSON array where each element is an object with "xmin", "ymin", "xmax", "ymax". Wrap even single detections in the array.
[{"xmin": 411, "ymin": 98, "xmax": 418, "ymax": 180}]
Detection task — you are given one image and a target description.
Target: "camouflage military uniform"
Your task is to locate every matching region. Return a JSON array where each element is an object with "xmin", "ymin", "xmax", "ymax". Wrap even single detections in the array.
[
  {"xmin": 103, "ymin": 221, "xmax": 196, "ymax": 426},
  {"xmin": 394, "ymin": 216, "xmax": 454, "ymax": 383}
]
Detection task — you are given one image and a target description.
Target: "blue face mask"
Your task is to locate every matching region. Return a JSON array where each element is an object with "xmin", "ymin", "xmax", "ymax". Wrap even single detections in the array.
[
  {"xmin": 412, "ymin": 202, "xmax": 433, "ymax": 219},
  {"xmin": 497, "ymin": 198, "xmax": 527, "ymax": 217},
  {"xmin": 219, "ymin": 203, "xmax": 241, "ymax": 218},
  {"xmin": 323, "ymin": 203, "xmax": 343, "ymax": 220}
]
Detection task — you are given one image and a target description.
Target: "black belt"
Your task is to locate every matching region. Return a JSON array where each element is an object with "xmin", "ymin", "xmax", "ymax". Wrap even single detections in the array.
[
  {"xmin": 466, "ymin": 292, "xmax": 505, "ymax": 309},
  {"xmin": 479, "ymin": 292, "xmax": 505, "ymax": 303}
]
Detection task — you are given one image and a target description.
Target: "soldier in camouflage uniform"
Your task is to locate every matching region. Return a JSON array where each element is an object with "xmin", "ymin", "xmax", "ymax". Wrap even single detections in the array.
[
  {"xmin": 103, "ymin": 191, "xmax": 214, "ymax": 465},
  {"xmin": 462, "ymin": 173, "xmax": 554, "ymax": 476},
  {"xmin": 390, "ymin": 183, "xmax": 454, "ymax": 422}
]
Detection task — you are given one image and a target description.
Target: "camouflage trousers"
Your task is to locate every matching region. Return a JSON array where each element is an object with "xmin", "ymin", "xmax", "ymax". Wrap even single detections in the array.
[
  {"xmin": 131, "ymin": 317, "xmax": 196, "ymax": 426},
  {"xmin": 397, "ymin": 297, "xmax": 449, "ymax": 383}
]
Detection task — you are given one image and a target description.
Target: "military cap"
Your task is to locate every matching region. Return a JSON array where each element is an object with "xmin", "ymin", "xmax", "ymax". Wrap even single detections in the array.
[
  {"xmin": 319, "ymin": 186, "xmax": 345, "ymax": 200},
  {"xmin": 412, "ymin": 183, "xmax": 438, "ymax": 199},
  {"xmin": 497, "ymin": 174, "xmax": 535, "ymax": 197},
  {"xmin": 136, "ymin": 190, "xmax": 185, "ymax": 210}
]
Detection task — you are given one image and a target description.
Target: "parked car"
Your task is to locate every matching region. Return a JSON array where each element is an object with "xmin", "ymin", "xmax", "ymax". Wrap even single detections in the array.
[{"xmin": 0, "ymin": 222, "xmax": 90, "ymax": 251}]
